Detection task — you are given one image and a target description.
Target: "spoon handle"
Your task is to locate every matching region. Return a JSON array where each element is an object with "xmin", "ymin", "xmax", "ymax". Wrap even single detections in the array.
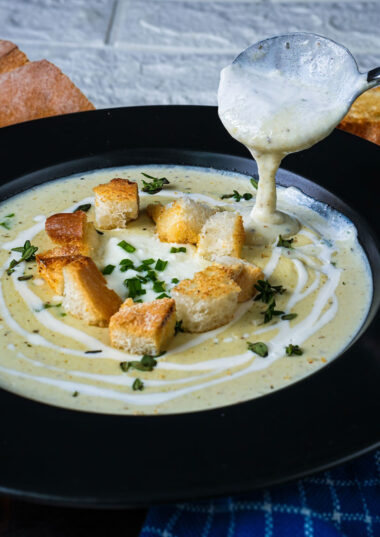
[{"xmin": 367, "ymin": 67, "xmax": 380, "ymax": 85}]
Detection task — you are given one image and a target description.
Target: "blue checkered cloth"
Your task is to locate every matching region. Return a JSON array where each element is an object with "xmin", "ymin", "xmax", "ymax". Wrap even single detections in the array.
[{"xmin": 140, "ymin": 449, "xmax": 380, "ymax": 537}]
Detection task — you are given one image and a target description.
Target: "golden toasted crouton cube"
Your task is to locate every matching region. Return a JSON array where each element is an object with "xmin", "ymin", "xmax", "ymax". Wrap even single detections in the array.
[
  {"xmin": 93, "ymin": 178, "xmax": 139, "ymax": 229},
  {"xmin": 213, "ymin": 256, "xmax": 264, "ymax": 302},
  {"xmin": 62, "ymin": 257, "xmax": 121, "ymax": 327},
  {"xmin": 45, "ymin": 211, "xmax": 99, "ymax": 257},
  {"xmin": 147, "ymin": 198, "xmax": 215, "ymax": 244},
  {"xmin": 171, "ymin": 266, "xmax": 240, "ymax": 332},
  {"xmin": 109, "ymin": 298, "xmax": 176, "ymax": 355},
  {"xmin": 36, "ymin": 251, "xmax": 84, "ymax": 295},
  {"xmin": 197, "ymin": 211, "xmax": 245, "ymax": 259}
]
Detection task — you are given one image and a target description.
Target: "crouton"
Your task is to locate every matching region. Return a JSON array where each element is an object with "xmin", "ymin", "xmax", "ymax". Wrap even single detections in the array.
[
  {"xmin": 212, "ymin": 256, "xmax": 264, "ymax": 302},
  {"xmin": 45, "ymin": 211, "xmax": 100, "ymax": 257},
  {"xmin": 147, "ymin": 198, "xmax": 215, "ymax": 244},
  {"xmin": 109, "ymin": 298, "xmax": 176, "ymax": 355},
  {"xmin": 36, "ymin": 251, "xmax": 84, "ymax": 295},
  {"xmin": 172, "ymin": 266, "xmax": 240, "ymax": 332},
  {"xmin": 93, "ymin": 178, "xmax": 139, "ymax": 229},
  {"xmin": 62, "ymin": 257, "xmax": 121, "ymax": 327},
  {"xmin": 197, "ymin": 211, "xmax": 245, "ymax": 259},
  {"xmin": 146, "ymin": 202, "xmax": 164, "ymax": 222}
]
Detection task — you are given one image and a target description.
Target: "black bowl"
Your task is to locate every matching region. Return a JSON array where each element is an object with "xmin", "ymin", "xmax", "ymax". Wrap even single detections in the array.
[{"xmin": 0, "ymin": 106, "xmax": 379, "ymax": 508}]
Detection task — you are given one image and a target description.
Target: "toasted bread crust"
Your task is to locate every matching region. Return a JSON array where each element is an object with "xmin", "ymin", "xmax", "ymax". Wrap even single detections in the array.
[
  {"xmin": 45, "ymin": 211, "xmax": 99, "ymax": 256},
  {"xmin": 93, "ymin": 178, "xmax": 138, "ymax": 201},
  {"xmin": 197, "ymin": 212, "xmax": 245, "ymax": 259},
  {"xmin": 0, "ymin": 59, "xmax": 94, "ymax": 128},
  {"xmin": 146, "ymin": 203, "xmax": 164, "ymax": 222},
  {"xmin": 93, "ymin": 178, "xmax": 139, "ymax": 229},
  {"xmin": 213, "ymin": 257, "xmax": 264, "ymax": 302},
  {"xmin": 109, "ymin": 298, "xmax": 176, "ymax": 353},
  {"xmin": 63, "ymin": 257, "xmax": 121, "ymax": 327},
  {"xmin": 339, "ymin": 87, "xmax": 380, "ymax": 146},
  {"xmin": 0, "ymin": 40, "xmax": 28, "ymax": 75},
  {"xmin": 173, "ymin": 265, "xmax": 240, "ymax": 299},
  {"xmin": 36, "ymin": 251, "xmax": 84, "ymax": 294}
]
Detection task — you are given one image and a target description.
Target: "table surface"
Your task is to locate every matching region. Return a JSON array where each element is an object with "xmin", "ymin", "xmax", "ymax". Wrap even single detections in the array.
[{"xmin": 0, "ymin": 0, "xmax": 379, "ymax": 533}]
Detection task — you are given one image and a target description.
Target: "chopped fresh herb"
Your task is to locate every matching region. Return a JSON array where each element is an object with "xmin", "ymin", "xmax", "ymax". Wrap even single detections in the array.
[
  {"xmin": 142, "ymin": 258, "xmax": 155, "ymax": 266},
  {"xmin": 132, "ymin": 378, "xmax": 144, "ymax": 391},
  {"xmin": 124, "ymin": 277, "xmax": 146, "ymax": 299},
  {"xmin": 175, "ymin": 320, "xmax": 184, "ymax": 334},
  {"xmin": 102, "ymin": 264, "xmax": 115, "ymax": 275},
  {"xmin": 146, "ymin": 270, "xmax": 157, "ymax": 282},
  {"xmin": 74, "ymin": 203, "xmax": 91, "ymax": 213},
  {"xmin": 134, "ymin": 299, "xmax": 143, "ymax": 303},
  {"xmin": 60, "ymin": 312, "xmax": 67, "ymax": 317},
  {"xmin": 155, "ymin": 259, "xmax": 168, "ymax": 271},
  {"xmin": 170, "ymin": 247, "xmax": 187, "ymax": 253},
  {"xmin": 281, "ymin": 313, "xmax": 298, "ymax": 321},
  {"xmin": 85, "ymin": 350, "xmax": 102, "ymax": 354},
  {"xmin": 285, "ymin": 344, "xmax": 303, "ymax": 356},
  {"xmin": 42, "ymin": 302, "xmax": 62, "ymax": 309},
  {"xmin": 119, "ymin": 258, "xmax": 135, "ymax": 272},
  {"xmin": 250, "ymin": 177, "xmax": 259, "ymax": 189},
  {"xmin": 0, "ymin": 213, "xmax": 15, "ymax": 230},
  {"xmin": 153, "ymin": 281, "xmax": 166, "ymax": 293},
  {"xmin": 120, "ymin": 354, "xmax": 159, "ymax": 373},
  {"xmin": 7, "ymin": 240, "xmax": 38, "ymax": 275},
  {"xmin": 141, "ymin": 173, "xmax": 170, "ymax": 194},
  {"xmin": 277, "ymin": 235, "xmax": 294, "ymax": 249},
  {"xmin": 96, "ymin": 229, "xmax": 104, "ymax": 235},
  {"xmin": 254, "ymin": 280, "xmax": 286, "ymax": 303},
  {"xmin": 221, "ymin": 190, "xmax": 253, "ymax": 202},
  {"xmin": 135, "ymin": 264, "xmax": 146, "ymax": 272},
  {"xmin": 157, "ymin": 293, "xmax": 170, "ymax": 299},
  {"xmin": 171, "ymin": 278, "xmax": 179, "ymax": 284},
  {"xmin": 17, "ymin": 274, "xmax": 33, "ymax": 281},
  {"xmin": 72, "ymin": 391, "xmax": 79, "ymax": 397},
  {"xmin": 247, "ymin": 341, "xmax": 268, "ymax": 357},
  {"xmin": 331, "ymin": 261, "xmax": 337, "ymax": 267},
  {"xmin": 118, "ymin": 240, "xmax": 136, "ymax": 253},
  {"xmin": 262, "ymin": 298, "xmax": 284, "ymax": 324}
]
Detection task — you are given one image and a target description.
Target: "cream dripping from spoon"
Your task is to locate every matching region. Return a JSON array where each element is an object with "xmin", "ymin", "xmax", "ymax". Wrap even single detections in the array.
[{"xmin": 218, "ymin": 33, "xmax": 380, "ymax": 244}]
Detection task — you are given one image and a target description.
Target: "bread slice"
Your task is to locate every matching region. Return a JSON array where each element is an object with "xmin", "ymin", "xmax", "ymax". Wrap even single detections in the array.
[
  {"xmin": 109, "ymin": 298, "xmax": 176, "ymax": 355},
  {"xmin": 212, "ymin": 256, "xmax": 264, "ymax": 302},
  {"xmin": 36, "ymin": 251, "xmax": 84, "ymax": 295},
  {"xmin": 0, "ymin": 59, "xmax": 94, "ymax": 129},
  {"xmin": 197, "ymin": 211, "xmax": 245, "ymax": 259},
  {"xmin": 62, "ymin": 257, "xmax": 121, "ymax": 327},
  {"xmin": 45, "ymin": 211, "xmax": 100, "ymax": 257},
  {"xmin": 147, "ymin": 198, "xmax": 216, "ymax": 244},
  {"xmin": 93, "ymin": 178, "xmax": 139, "ymax": 229},
  {"xmin": 339, "ymin": 87, "xmax": 380, "ymax": 146},
  {"xmin": 172, "ymin": 265, "xmax": 240, "ymax": 332},
  {"xmin": 0, "ymin": 40, "xmax": 28, "ymax": 75}
]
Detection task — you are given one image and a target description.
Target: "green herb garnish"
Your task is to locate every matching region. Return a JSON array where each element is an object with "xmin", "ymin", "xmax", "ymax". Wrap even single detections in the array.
[
  {"xmin": 281, "ymin": 313, "xmax": 298, "ymax": 321},
  {"xmin": 74, "ymin": 203, "xmax": 91, "ymax": 213},
  {"xmin": 142, "ymin": 258, "xmax": 155, "ymax": 266},
  {"xmin": 132, "ymin": 378, "xmax": 144, "ymax": 391},
  {"xmin": 7, "ymin": 240, "xmax": 38, "ymax": 275},
  {"xmin": 85, "ymin": 350, "xmax": 102, "ymax": 354},
  {"xmin": 157, "ymin": 293, "xmax": 170, "ymax": 299},
  {"xmin": 41, "ymin": 302, "xmax": 62, "ymax": 310},
  {"xmin": 285, "ymin": 344, "xmax": 303, "ymax": 356},
  {"xmin": 120, "ymin": 354, "xmax": 159, "ymax": 373},
  {"xmin": 17, "ymin": 274, "xmax": 33, "ymax": 281},
  {"xmin": 124, "ymin": 277, "xmax": 146, "ymax": 299},
  {"xmin": 120, "ymin": 258, "xmax": 135, "ymax": 272},
  {"xmin": 155, "ymin": 259, "xmax": 168, "ymax": 271},
  {"xmin": 247, "ymin": 341, "xmax": 268, "ymax": 357},
  {"xmin": 221, "ymin": 190, "xmax": 253, "ymax": 202},
  {"xmin": 146, "ymin": 270, "xmax": 157, "ymax": 282},
  {"xmin": 171, "ymin": 278, "xmax": 179, "ymax": 284},
  {"xmin": 262, "ymin": 298, "xmax": 284, "ymax": 324},
  {"xmin": 72, "ymin": 391, "xmax": 79, "ymax": 397},
  {"xmin": 175, "ymin": 320, "xmax": 184, "ymax": 334},
  {"xmin": 0, "ymin": 213, "xmax": 15, "ymax": 230},
  {"xmin": 170, "ymin": 247, "xmax": 187, "ymax": 253},
  {"xmin": 153, "ymin": 281, "xmax": 166, "ymax": 293},
  {"xmin": 141, "ymin": 173, "xmax": 170, "ymax": 194},
  {"xmin": 277, "ymin": 235, "xmax": 294, "ymax": 249},
  {"xmin": 102, "ymin": 264, "xmax": 115, "ymax": 275},
  {"xmin": 118, "ymin": 240, "xmax": 136, "ymax": 253},
  {"xmin": 250, "ymin": 177, "xmax": 259, "ymax": 189},
  {"xmin": 254, "ymin": 280, "xmax": 286, "ymax": 304}
]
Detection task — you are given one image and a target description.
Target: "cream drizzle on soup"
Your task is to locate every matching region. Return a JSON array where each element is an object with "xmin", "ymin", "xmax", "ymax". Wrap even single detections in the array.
[{"xmin": 0, "ymin": 166, "xmax": 372, "ymax": 414}]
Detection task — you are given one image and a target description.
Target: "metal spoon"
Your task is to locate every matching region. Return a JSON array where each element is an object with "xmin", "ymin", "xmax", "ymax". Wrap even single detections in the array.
[{"xmin": 233, "ymin": 32, "xmax": 380, "ymax": 117}]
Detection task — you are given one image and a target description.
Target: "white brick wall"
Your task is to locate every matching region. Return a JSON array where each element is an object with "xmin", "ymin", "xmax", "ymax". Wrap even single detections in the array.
[{"xmin": 0, "ymin": 0, "xmax": 379, "ymax": 108}]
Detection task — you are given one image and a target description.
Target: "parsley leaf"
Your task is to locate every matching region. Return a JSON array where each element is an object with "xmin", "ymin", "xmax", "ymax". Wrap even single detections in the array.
[
  {"xmin": 247, "ymin": 341, "xmax": 268, "ymax": 357},
  {"xmin": 141, "ymin": 173, "xmax": 170, "ymax": 194}
]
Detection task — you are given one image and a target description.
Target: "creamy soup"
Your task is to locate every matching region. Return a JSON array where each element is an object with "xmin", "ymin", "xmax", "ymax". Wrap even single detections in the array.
[{"xmin": 0, "ymin": 165, "xmax": 372, "ymax": 414}]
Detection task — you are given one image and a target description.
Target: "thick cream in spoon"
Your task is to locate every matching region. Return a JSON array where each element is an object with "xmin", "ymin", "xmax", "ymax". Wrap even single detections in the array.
[{"xmin": 218, "ymin": 50, "xmax": 366, "ymax": 244}]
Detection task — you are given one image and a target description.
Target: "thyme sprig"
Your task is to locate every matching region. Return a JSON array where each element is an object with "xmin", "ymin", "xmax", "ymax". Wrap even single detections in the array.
[
  {"xmin": 7, "ymin": 240, "xmax": 38, "ymax": 275},
  {"xmin": 141, "ymin": 173, "xmax": 170, "ymax": 194},
  {"xmin": 221, "ymin": 190, "xmax": 253, "ymax": 202}
]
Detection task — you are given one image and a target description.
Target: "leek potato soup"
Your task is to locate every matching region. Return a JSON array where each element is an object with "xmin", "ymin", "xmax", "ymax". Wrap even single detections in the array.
[{"xmin": 0, "ymin": 166, "xmax": 372, "ymax": 414}]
